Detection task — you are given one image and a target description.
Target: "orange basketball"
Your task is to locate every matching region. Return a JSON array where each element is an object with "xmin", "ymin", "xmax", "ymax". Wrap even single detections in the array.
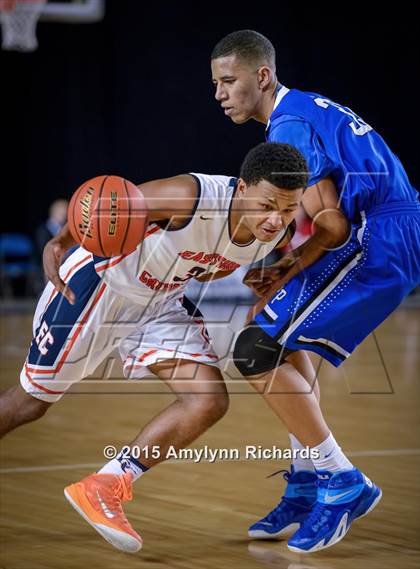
[{"xmin": 68, "ymin": 175, "xmax": 148, "ymax": 257}]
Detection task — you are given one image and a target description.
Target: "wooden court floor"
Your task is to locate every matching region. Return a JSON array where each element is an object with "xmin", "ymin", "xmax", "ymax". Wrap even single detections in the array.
[{"xmin": 0, "ymin": 304, "xmax": 419, "ymax": 569}]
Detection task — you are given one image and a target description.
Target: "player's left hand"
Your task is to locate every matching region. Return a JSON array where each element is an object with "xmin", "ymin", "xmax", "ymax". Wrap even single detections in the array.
[
  {"xmin": 243, "ymin": 267, "xmax": 281, "ymax": 297},
  {"xmin": 43, "ymin": 224, "xmax": 77, "ymax": 305},
  {"xmin": 245, "ymin": 272, "xmax": 291, "ymax": 324}
]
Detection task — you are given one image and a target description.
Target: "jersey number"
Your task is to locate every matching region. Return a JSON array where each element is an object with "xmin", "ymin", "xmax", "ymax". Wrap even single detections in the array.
[
  {"xmin": 314, "ymin": 97, "xmax": 372, "ymax": 136},
  {"xmin": 173, "ymin": 266, "xmax": 207, "ymax": 282}
]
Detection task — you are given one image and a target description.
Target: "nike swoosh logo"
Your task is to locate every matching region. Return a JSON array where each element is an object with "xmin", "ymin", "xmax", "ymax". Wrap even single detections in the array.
[
  {"xmin": 200, "ymin": 216, "xmax": 212, "ymax": 220},
  {"xmin": 324, "ymin": 489, "xmax": 356, "ymax": 504},
  {"xmin": 96, "ymin": 491, "xmax": 116, "ymax": 519}
]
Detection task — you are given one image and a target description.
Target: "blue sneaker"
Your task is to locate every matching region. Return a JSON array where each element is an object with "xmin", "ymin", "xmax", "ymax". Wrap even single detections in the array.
[
  {"xmin": 248, "ymin": 466, "xmax": 318, "ymax": 539},
  {"xmin": 287, "ymin": 468, "xmax": 382, "ymax": 553}
]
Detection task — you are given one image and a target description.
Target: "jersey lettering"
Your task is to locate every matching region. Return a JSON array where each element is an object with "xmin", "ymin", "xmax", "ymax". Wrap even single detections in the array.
[
  {"xmin": 35, "ymin": 321, "xmax": 54, "ymax": 355},
  {"xmin": 314, "ymin": 97, "xmax": 372, "ymax": 136}
]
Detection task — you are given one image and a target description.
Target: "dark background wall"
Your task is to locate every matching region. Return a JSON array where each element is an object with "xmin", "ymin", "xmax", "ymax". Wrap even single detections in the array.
[{"xmin": 1, "ymin": 2, "xmax": 418, "ymax": 235}]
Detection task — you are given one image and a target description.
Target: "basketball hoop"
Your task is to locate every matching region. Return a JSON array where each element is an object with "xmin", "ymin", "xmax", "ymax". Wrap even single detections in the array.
[{"xmin": 0, "ymin": 0, "xmax": 46, "ymax": 52}]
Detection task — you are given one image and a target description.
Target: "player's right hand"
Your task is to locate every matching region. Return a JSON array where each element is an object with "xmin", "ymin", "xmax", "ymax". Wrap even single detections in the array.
[
  {"xmin": 243, "ymin": 267, "xmax": 281, "ymax": 297},
  {"xmin": 243, "ymin": 254, "xmax": 298, "ymax": 297},
  {"xmin": 43, "ymin": 225, "xmax": 76, "ymax": 305}
]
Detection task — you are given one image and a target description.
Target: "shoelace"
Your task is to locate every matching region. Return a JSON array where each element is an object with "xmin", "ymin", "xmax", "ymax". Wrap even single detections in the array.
[
  {"xmin": 265, "ymin": 497, "xmax": 299, "ymax": 523},
  {"xmin": 111, "ymin": 473, "xmax": 133, "ymax": 502},
  {"xmin": 266, "ymin": 468, "xmax": 291, "ymax": 482},
  {"xmin": 263, "ymin": 468, "xmax": 318, "ymax": 523},
  {"xmin": 299, "ymin": 501, "xmax": 332, "ymax": 533},
  {"xmin": 100, "ymin": 474, "xmax": 134, "ymax": 527},
  {"xmin": 262, "ymin": 469, "xmax": 295, "ymax": 523}
]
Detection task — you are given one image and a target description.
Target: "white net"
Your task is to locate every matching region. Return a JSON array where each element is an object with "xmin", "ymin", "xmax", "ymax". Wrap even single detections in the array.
[{"xmin": 0, "ymin": 0, "xmax": 46, "ymax": 52}]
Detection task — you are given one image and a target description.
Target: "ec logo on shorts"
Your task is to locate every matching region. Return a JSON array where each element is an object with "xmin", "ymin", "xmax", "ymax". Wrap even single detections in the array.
[{"xmin": 35, "ymin": 321, "xmax": 54, "ymax": 355}]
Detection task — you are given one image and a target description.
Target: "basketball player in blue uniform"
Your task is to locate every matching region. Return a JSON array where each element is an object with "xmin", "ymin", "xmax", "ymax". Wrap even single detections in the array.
[{"xmin": 211, "ymin": 30, "xmax": 420, "ymax": 553}]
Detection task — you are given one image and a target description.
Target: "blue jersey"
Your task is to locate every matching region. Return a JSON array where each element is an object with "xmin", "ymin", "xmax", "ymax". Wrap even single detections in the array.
[{"xmin": 266, "ymin": 87, "xmax": 418, "ymax": 221}]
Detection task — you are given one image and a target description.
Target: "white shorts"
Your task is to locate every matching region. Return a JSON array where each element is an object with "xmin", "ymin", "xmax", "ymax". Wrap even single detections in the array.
[{"xmin": 20, "ymin": 250, "xmax": 218, "ymax": 402}]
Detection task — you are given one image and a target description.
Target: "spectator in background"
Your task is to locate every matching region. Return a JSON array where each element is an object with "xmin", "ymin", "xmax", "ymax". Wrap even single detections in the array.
[
  {"xmin": 35, "ymin": 199, "xmax": 68, "ymax": 257},
  {"xmin": 34, "ymin": 199, "xmax": 68, "ymax": 287}
]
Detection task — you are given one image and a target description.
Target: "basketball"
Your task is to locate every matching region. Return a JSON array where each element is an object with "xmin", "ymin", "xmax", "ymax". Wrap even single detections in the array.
[{"xmin": 68, "ymin": 175, "xmax": 148, "ymax": 257}]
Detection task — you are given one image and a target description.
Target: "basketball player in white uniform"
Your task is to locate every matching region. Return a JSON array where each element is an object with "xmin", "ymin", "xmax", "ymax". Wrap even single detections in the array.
[{"xmin": 0, "ymin": 142, "xmax": 309, "ymax": 553}]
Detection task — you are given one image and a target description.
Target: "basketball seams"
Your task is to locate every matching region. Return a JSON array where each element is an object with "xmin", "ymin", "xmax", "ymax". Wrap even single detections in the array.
[
  {"xmin": 68, "ymin": 175, "xmax": 147, "ymax": 257},
  {"xmin": 120, "ymin": 178, "xmax": 131, "ymax": 254},
  {"xmin": 67, "ymin": 196, "xmax": 77, "ymax": 243},
  {"xmin": 96, "ymin": 175, "xmax": 108, "ymax": 257},
  {"xmin": 68, "ymin": 183, "xmax": 85, "ymax": 244}
]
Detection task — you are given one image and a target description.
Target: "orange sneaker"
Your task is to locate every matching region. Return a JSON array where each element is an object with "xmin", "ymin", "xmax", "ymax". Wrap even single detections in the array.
[{"xmin": 64, "ymin": 472, "xmax": 142, "ymax": 553}]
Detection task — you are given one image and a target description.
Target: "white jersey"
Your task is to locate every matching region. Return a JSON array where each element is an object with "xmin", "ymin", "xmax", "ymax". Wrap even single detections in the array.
[{"xmin": 92, "ymin": 173, "xmax": 287, "ymax": 304}]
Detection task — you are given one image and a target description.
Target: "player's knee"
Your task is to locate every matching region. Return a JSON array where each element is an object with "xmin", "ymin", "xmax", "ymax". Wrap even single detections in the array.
[
  {"xmin": 200, "ymin": 393, "xmax": 229, "ymax": 422},
  {"xmin": 0, "ymin": 386, "xmax": 51, "ymax": 437},
  {"xmin": 24, "ymin": 397, "xmax": 51, "ymax": 422},
  {"xmin": 185, "ymin": 392, "xmax": 229, "ymax": 423},
  {"xmin": 14, "ymin": 386, "xmax": 51, "ymax": 423},
  {"xmin": 233, "ymin": 323, "xmax": 290, "ymax": 377}
]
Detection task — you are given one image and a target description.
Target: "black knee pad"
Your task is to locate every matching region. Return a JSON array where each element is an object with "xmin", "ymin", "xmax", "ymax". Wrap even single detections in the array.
[{"xmin": 233, "ymin": 321, "xmax": 293, "ymax": 376}]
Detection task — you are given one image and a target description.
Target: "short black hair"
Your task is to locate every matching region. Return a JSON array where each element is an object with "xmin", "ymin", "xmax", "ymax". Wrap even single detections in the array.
[
  {"xmin": 240, "ymin": 142, "xmax": 309, "ymax": 190},
  {"xmin": 211, "ymin": 30, "xmax": 275, "ymax": 69}
]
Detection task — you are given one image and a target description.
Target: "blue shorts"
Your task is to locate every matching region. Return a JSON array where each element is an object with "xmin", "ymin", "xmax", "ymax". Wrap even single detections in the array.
[{"xmin": 254, "ymin": 201, "xmax": 420, "ymax": 367}]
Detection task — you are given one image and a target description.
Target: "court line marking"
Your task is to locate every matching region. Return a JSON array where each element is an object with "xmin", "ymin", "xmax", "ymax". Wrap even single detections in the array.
[
  {"xmin": 1, "ymin": 518, "xmax": 69, "ymax": 536},
  {"xmin": 347, "ymin": 449, "xmax": 420, "ymax": 457},
  {"xmin": 0, "ymin": 448, "xmax": 419, "ymax": 474}
]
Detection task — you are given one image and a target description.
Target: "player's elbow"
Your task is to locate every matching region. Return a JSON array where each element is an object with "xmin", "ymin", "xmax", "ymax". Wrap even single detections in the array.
[
  {"xmin": 313, "ymin": 210, "xmax": 350, "ymax": 248},
  {"xmin": 329, "ymin": 219, "xmax": 350, "ymax": 247}
]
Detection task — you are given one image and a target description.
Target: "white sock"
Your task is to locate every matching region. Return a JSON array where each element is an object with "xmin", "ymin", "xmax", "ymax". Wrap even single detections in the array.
[
  {"xmin": 311, "ymin": 432, "xmax": 353, "ymax": 473},
  {"xmin": 289, "ymin": 433, "xmax": 315, "ymax": 472},
  {"xmin": 98, "ymin": 450, "xmax": 149, "ymax": 482}
]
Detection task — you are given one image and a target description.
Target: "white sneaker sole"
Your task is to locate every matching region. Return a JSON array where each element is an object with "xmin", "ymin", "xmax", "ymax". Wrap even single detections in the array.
[{"xmin": 64, "ymin": 488, "xmax": 142, "ymax": 553}]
